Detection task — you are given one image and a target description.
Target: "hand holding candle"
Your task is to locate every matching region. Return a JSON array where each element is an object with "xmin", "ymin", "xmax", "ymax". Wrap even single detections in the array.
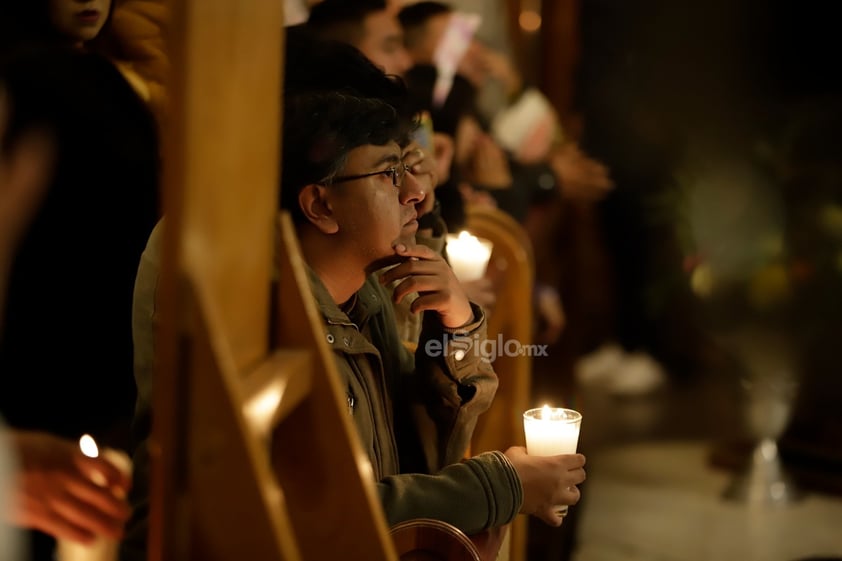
[
  {"xmin": 445, "ymin": 231, "xmax": 493, "ymax": 282},
  {"xmin": 5, "ymin": 430, "xmax": 131, "ymax": 545},
  {"xmin": 56, "ymin": 434, "xmax": 133, "ymax": 561},
  {"xmin": 523, "ymin": 405, "xmax": 582, "ymax": 517}
]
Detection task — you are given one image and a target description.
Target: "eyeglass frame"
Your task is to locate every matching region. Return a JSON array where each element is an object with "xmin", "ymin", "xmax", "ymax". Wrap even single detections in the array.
[{"xmin": 329, "ymin": 163, "xmax": 410, "ymax": 189}]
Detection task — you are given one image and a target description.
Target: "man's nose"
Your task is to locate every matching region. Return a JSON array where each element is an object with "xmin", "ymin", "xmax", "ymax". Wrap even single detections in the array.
[{"xmin": 399, "ymin": 171, "xmax": 426, "ymax": 206}]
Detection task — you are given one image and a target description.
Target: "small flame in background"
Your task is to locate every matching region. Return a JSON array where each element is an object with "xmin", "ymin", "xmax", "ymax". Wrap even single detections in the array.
[{"xmin": 79, "ymin": 434, "xmax": 99, "ymax": 458}]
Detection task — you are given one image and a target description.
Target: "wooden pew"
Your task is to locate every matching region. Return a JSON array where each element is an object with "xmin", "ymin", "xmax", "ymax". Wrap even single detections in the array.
[
  {"xmin": 464, "ymin": 205, "xmax": 536, "ymax": 561},
  {"xmin": 145, "ymin": 1, "xmax": 399, "ymax": 559}
]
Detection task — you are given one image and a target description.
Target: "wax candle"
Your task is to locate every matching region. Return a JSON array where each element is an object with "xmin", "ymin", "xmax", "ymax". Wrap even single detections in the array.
[
  {"xmin": 523, "ymin": 405, "xmax": 582, "ymax": 457},
  {"xmin": 56, "ymin": 435, "xmax": 133, "ymax": 561},
  {"xmin": 445, "ymin": 231, "xmax": 493, "ymax": 282}
]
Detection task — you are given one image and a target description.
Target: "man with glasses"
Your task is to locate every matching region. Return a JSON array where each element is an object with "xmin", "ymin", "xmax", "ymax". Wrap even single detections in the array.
[
  {"xmin": 277, "ymin": 37, "xmax": 585, "ymax": 535},
  {"xmin": 121, "ymin": 32, "xmax": 585, "ymax": 560},
  {"xmin": 306, "ymin": 2, "xmax": 458, "ymax": 343}
]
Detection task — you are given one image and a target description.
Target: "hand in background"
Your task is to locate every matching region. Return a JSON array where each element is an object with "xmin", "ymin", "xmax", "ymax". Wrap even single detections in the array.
[
  {"xmin": 468, "ymin": 134, "xmax": 512, "ymax": 190},
  {"xmin": 5, "ymin": 430, "xmax": 131, "ymax": 544},
  {"xmin": 0, "ymin": 91, "xmax": 52, "ymax": 269},
  {"xmin": 503, "ymin": 446, "xmax": 586, "ymax": 527},
  {"xmin": 535, "ymin": 284, "xmax": 565, "ymax": 345},
  {"xmin": 458, "ymin": 183, "xmax": 498, "ymax": 210},
  {"xmin": 431, "ymin": 132, "xmax": 454, "ymax": 185},
  {"xmin": 549, "ymin": 143, "xmax": 614, "ymax": 202}
]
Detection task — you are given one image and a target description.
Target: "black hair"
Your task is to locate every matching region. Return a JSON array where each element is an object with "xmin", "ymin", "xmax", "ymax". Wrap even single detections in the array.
[
  {"xmin": 281, "ymin": 91, "xmax": 404, "ymax": 224},
  {"xmin": 404, "ymin": 63, "xmax": 480, "ymax": 136},
  {"xmin": 281, "ymin": 26, "xmax": 416, "ymax": 224},
  {"xmin": 306, "ymin": 0, "xmax": 388, "ymax": 47},
  {"xmin": 285, "ymin": 24, "xmax": 409, "ymax": 107},
  {"xmin": 397, "ymin": 1, "xmax": 453, "ymax": 49}
]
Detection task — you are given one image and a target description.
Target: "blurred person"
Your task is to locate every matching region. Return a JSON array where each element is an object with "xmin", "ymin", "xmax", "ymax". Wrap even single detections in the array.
[
  {"xmin": 0, "ymin": 92, "xmax": 52, "ymax": 326},
  {"xmin": 0, "ymin": 0, "xmax": 114, "ymax": 54},
  {"xmin": 0, "ymin": 0, "xmax": 168, "ymax": 114},
  {"xmin": 0, "ymin": 47, "xmax": 158, "ymax": 560},
  {"xmin": 0, "ymin": 83, "xmax": 53, "ymax": 561},
  {"xmin": 399, "ymin": 2, "xmax": 616, "ymax": 345},
  {"xmin": 399, "ymin": 1, "xmax": 614, "ymax": 204},
  {"xmin": 308, "ymin": 0, "xmax": 412, "ymax": 77}
]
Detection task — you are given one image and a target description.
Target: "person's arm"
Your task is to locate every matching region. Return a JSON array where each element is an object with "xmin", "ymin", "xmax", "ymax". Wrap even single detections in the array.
[
  {"xmin": 0, "ymin": 95, "xmax": 52, "ymax": 324},
  {"xmin": 377, "ymin": 451, "xmax": 521, "ymax": 535},
  {"xmin": 118, "ymin": 219, "xmax": 164, "ymax": 561},
  {"xmin": 379, "ymin": 244, "xmax": 497, "ymax": 472},
  {"xmin": 377, "ymin": 447, "xmax": 587, "ymax": 534}
]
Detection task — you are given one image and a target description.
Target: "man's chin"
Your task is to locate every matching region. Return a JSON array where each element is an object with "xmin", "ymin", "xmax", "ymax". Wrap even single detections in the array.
[
  {"xmin": 366, "ymin": 236, "xmax": 416, "ymax": 273},
  {"xmin": 366, "ymin": 253, "xmax": 404, "ymax": 274}
]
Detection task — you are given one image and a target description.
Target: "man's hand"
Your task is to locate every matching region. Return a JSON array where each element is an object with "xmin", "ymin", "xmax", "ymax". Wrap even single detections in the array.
[
  {"xmin": 468, "ymin": 134, "xmax": 512, "ymax": 189},
  {"xmin": 380, "ymin": 243, "xmax": 473, "ymax": 329},
  {"xmin": 6, "ymin": 430, "xmax": 132, "ymax": 544},
  {"xmin": 549, "ymin": 143, "xmax": 614, "ymax": 202},
  {"xmin": 431, "ymin": 133, "xmax": 454, "ymax": 185},
  {"xmin": 503, "ymin": 446, "xmax": 586, "ymax": 527}
]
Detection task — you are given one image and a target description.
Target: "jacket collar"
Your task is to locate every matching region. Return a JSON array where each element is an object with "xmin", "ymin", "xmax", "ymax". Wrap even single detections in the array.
[{"xmin": 307, "ymin": 267, "xmax": 384, "ymax": 329}]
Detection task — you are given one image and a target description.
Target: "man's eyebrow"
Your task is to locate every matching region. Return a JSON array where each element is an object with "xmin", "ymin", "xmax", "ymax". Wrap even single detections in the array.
[{"xmin": 372, "ymin": 153, "xmax": 401, "ymax": 167}]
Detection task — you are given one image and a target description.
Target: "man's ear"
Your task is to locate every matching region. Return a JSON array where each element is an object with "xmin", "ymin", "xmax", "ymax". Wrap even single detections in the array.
[{"xmin": 298, "ymin": 184, "xmax": 339, "ymax": 234}]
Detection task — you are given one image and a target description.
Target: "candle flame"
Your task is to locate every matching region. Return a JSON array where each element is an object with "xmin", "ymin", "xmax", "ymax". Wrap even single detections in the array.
[
  {"xmin": 79, "ymin": 434, "xmax": 99, "ymax": 458},
  {"xmin": 542, "ymin": 404, "xmax": 552, "ymax": 420}
]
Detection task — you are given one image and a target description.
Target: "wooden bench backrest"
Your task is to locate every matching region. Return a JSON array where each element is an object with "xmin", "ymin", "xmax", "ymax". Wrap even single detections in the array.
[
  {"xmin": 464, "ymin": 204, "xmax": 535, "ymax": 561},
  {"xmin": 146, "ymin": 2, "xmax": 398, "ymax": 559}
]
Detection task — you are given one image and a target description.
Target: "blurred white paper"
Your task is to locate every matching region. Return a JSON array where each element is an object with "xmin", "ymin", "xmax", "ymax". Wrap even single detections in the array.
[
  {"xmin": 491, "ymin": 88, "xmax": 557, "ymax": 162},
  {"xmin": 432, "ymin": 12, "xmax": 481, "ymax": 107}
]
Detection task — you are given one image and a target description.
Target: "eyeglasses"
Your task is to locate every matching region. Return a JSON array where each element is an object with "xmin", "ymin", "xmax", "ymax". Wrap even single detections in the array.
[{"xmin": 331, "ymin": 163, "xmax": 410, "ymax": 189}]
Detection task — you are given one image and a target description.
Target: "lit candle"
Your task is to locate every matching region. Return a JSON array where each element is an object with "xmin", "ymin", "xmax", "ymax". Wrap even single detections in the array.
[
  {"xmin": 523, "ymin": 405, "xmax": 582, "ymax": 457},
  {"xmin": 56, "ymin": 435, "xmax": 133, "ymax": 561},
  {"xmin": 445, "ymin": 231, "xmax": 493, "ymax": 282}
]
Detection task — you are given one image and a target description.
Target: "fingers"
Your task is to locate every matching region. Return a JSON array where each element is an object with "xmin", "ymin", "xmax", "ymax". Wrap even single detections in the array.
[
  {"xmin": 391, "ymin": 242, "xmax": 438, "ymax": 261},
  {"xmin": 75, "ymin": 454, "xmax": 131, "ymax": 495},
  {"xmin": 390, "ymin": 271, "xmax": 463, "ymax": 310},
  {"xmin": 432, "ymin": 133, "xmax": 454, "ymax": 183},
  {"xmin": 30, "ymin": 506, "xmax": 98, "ymax": 544},
  {"xmin": 49, "ymin": 487, "xmax": 128, "ymax": 541},
  {"xmin": 379, "ymin": 251, "xmax": 451, "ymax": 302},
  {"xmin": 561, "ymin": 453, "xmax": 587, "ymax": 469},
  {"xmin": 64, "ymin": 463, "xmax": 132, "ymax": 522},
  {"xmin": 382, "ymin": 243, "xmax": 473, "ymax": 326}
]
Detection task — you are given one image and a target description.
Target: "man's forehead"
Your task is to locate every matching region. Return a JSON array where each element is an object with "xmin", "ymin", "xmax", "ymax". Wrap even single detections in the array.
[{"xmin": 347, "ymin": 142, "xmax": 401, "ymax": 164}]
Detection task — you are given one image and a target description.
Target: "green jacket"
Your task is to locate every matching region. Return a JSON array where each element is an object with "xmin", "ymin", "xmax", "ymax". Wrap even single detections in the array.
[
  {"xmin": 121, "ymin": 221, "xmax": 522, "ymax": 561},
  {"xmin": 308, "ymin": 271, "xmax": 522, "ymax": 533}
]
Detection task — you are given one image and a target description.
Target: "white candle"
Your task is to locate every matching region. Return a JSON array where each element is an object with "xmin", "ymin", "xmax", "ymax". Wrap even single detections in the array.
[
  {"xmin": 445, "ymin": 231, "xmax": 493, "ymax": 282},
  {"xmin": 56, "ymin": 435, "xmax": 133, "ymax": 561},
  {"xmin": 523, "ymin": 405, "xmax": 582, "ymax": 457}
]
